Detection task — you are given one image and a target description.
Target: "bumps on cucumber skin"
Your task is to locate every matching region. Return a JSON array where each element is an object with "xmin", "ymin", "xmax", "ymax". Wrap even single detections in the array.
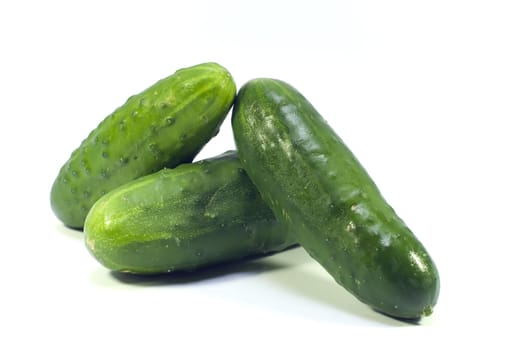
[
  {"xmin": 232, "ymin": 78, "xmax": 440, "ymax": 319},
  {"xmin": 51, "ymin": 62, "xmax": 236, "ymax": 228},
  {"xmin": 84, "ymin": 151, "xmax": 297, "ymax": 274}
]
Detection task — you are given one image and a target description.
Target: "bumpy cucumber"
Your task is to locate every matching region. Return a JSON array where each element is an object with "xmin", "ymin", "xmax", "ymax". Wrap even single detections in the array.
[
  {"xmin": 232, "ymin": 78, "xmax": 440, "ymax": 319},
  {"xmin": 51, "ymin": 62, "xmax": 236, "ymax": 228},
  {"xmin": 84, "ymin": 151, "xmax": 297, "ymax": 274}
]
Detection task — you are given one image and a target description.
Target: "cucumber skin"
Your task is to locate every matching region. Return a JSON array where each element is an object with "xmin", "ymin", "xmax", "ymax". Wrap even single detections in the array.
[
  {"xmin": 84, "ymin": 151, "xmax": 297, "ymax": 274},
  {"xmin": 51, "ymin": 62, "xmax": 236, "ymax": 228},
  {"xmin": 232, "ymin": 79, "xmax": 440, "ymax": 319}
]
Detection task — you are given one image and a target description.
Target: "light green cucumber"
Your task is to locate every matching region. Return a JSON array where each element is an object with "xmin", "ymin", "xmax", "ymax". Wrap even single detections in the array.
[
  {"xmin": 51, "ymin": 62, "xmax": 236, "ymax": 228},
  {"xmin": 84, "ymin": 151, "xmax": 297, "ymax": 274}
]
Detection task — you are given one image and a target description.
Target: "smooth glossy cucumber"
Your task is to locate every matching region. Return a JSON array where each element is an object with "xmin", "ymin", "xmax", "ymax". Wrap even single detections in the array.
[
  {"xmin": 232, "ymin": 78, "xmax": 440, "ymax": 319},
  {"xmin": 84, "ymin": 151, "xmax": 297, "ymax": 274},
  {"xmin": 51, "ymin": 62, "xmax": 236, "ymax": 228}
]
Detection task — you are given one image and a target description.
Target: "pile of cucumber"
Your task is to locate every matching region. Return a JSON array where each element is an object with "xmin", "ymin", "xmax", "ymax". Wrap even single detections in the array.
[{"xmin": 51, "ymin": 62, "xmax": 439, "ymax": 320}]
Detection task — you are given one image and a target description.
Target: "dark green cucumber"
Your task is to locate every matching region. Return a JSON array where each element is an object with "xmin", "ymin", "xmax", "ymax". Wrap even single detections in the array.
[
  {"xmin": 84, "ymin": 151, "xmax": 297, "ymax": 274},
  {"xmin": 232, "ymin": 78, "xmax": 440, "ymax": 319},
  {"xmin": 51, "ymin": 62, "xmax": 236, "ymax": 228}
]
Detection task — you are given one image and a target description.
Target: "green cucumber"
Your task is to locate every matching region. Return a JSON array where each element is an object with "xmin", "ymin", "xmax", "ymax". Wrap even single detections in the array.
[
  {"xmin": 51, "ymin": 62, "xmax": 236, "ymax": 228},
  {"xmin": 84, "ymin": 151, "xmax": 297, "ymax": 274},
  {"xmin": 232, "ymin": 78, "xmax": 439, "ymax": 319}
]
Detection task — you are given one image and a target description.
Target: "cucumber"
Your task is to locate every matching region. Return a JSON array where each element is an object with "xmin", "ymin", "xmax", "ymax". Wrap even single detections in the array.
[
  {"xmin": 84, "ymin": 151, "xmax": 297, "ymax": 274},
  {"xmin": 51, "ymin": 62, "xmax": 236, "ymax": 228},
  {"xmin": 231, "ymin": 78, "xmax": 440, "ymax": 319}
]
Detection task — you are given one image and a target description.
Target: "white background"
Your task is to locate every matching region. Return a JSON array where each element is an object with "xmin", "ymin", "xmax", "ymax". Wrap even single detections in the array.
[{"xmin": 1, "ymin": 0, "xmax": 522, "ymax": 348}]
